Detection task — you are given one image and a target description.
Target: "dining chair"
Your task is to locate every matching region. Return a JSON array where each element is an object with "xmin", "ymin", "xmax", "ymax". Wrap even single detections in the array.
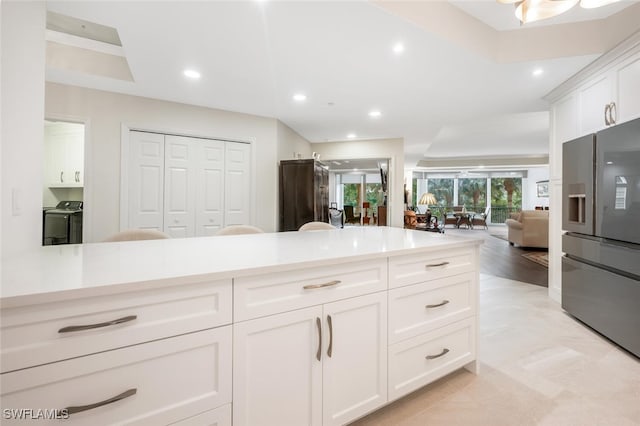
[
  {"xmin": 215, "ymin": 225, "xmax": 264, "ymax": 236},
  {"xmin": 298, "ymin": 221, "xmax": 335, "ymax": 231},
  {"xmin": 103, "ymin": 229, "xmax": 170, "ymax": 242}
]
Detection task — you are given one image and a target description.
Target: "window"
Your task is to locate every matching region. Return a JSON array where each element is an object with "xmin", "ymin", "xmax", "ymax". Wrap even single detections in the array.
[
  {"xmin": 458, "ymin": 178, "xmax": 486, "ymax": 212},
  {"xmin": 491, "ymin": 177, "xmax": 522, "ymax": 223}
]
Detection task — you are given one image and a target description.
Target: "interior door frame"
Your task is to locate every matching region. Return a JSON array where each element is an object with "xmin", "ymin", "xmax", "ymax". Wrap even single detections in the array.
[
  {"xmin": 325, "ymin": 156, "xmax": 393, "ymax": 227},
  {"xmin": 119, "ymin": 124, "xmax": 256, "ymax": 232},
  {"xmin": 44, "ymin": 113, "xmax": 93, "ymax": 243}
]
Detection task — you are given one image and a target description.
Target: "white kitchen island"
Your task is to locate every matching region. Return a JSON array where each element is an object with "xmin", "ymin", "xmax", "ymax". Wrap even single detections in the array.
[{"xmin": 1, "ymin": 227, "xmax": 481, "ymax": 425}]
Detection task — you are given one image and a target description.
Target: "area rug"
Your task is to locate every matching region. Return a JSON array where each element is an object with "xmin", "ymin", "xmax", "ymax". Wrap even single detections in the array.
[{"xmin": 522, "ymin": 252, "xmax": 549, "ymax": 268}]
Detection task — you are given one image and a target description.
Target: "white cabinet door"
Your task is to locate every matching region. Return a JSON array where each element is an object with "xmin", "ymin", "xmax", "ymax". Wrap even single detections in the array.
[
  {"xmin": 164, "ymin": 135, "xmax": 196, "ymax": 238},
  {"xmin": 322, "ymin": 292, "xmax": 387, "ymax": 426},
  {"xmin": 128, "ymin": 131, "xmax": 165, "ymax": 231},
  {"xmin": 614, "ymin": 51, "xmax": 640, "ymax": 124},
  {"xmin": 44, "ymin": 123, "xmax": 84, "ymax": 187},
  {"xmin": 578, "ymin": 73, "xmax": 613, "ymax": 135},
  {"xmin": 224, "ymin": 142, "xmax": 251, "ymax": 226},
  {"xmin": 195, "ymin": 140, "xmax": 225, "ymax": 236},
  {"xmin": 234, "ymin": 306, "xmax": 323, "ymax": 426},
  {"xmin": 65, "ymin": 134, "xmax": 84, "ymax": 186}
]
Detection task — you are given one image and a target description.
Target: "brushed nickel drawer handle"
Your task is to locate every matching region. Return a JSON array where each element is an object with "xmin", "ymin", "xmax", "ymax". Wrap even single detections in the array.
[
  {"xmin": 425, "ymin": 348, "xmax": 450, "ymax": 360},
  {"xmin": 316, "ymin": 317, "xmax": 322, "ymax": 362},
  {"xmin": 327, "ymin": 315, "xmax": 333, "ymax": 358},
  {"xmin": 425, "ymin": 261, "xmax": 449, "ymax": 268},
  {"xmin": 58, "ymin": 315, "xmax": 137, "ymax": 333},
  {"xmin": 65, "ymin": 388, "xmax": 137, "ymax": 415},
  {"xmin": 425, "ymin": 300, "xmax": 450, "ymax": 309},
  {"xmin": 303, "ymin": 280, "xmax": 341, "ymax": 290},
  {"xmin": 604, "ymin": 103, "xmax": 611, "ymax": 126}
]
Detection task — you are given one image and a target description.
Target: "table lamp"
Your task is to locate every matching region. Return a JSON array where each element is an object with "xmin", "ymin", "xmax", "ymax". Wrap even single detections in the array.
[{"xmin": 418, "ymin": 193, "xmax": 436, "ymax": 207}]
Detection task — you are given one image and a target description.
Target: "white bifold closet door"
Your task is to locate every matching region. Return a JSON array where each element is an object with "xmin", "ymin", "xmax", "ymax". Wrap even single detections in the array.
[
  {"xmin": 127, "ymin": 131, "xmax": 249, "ymax": 237},
  {"xmin": 224, "ymin": 142, "xmax": 251, "ymax": 226},
  {"xmin": 128, "ymin": 131, "xmax": 165, "ymax": 231},
  {"xmin": 196, "ymin": 139, "xmax": 225, "ymax": 236}
]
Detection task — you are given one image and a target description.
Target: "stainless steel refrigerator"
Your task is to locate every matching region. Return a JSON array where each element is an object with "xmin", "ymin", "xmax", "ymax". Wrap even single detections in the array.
[{"xmin": 562, "ymin": 117, "xmax": 640, "ymax": 357}]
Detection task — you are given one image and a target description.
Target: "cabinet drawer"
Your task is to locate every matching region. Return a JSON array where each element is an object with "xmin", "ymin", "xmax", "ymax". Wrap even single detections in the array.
[
  {"xmin": 0, "ymin": 326, "xmax": 232, "ymax": 425},
  {"xmin": 388, "ymin": 318, "xmax": 476, "ymax": 401},
  {"xmin": 1, "ymin": 279, "xmax": 232, "ymax": 373},
  {"xmin": 170, "ymin": 403, "xmax": 231, "ymax": 426},
  {"xmin": 234, "ymin": 259, "xmax": 387, "ymax": 321},
  {"xmin": 388, "ymin": 248, "xmax": 474, "ymax": 289},
  {"xmin": 388, "ymin": 273, "xmax": 476, "ymax": 344}
]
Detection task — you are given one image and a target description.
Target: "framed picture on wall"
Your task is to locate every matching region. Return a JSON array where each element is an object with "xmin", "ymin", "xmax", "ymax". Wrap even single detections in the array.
[{"xmin": 536, "ymin": 180, "xmax": 549, "ymax": 197}]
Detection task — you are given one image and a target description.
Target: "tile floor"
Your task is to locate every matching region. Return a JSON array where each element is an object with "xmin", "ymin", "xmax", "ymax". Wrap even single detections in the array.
[{"xmin": 351, "ymin": 274, "xmax": 640, "ymax": 426}]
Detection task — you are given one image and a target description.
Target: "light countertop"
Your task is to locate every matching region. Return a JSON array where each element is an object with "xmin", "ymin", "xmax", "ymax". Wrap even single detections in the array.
[{"xmin": 1, "ymin": 227, "xmax": 481, "ymax": 308}]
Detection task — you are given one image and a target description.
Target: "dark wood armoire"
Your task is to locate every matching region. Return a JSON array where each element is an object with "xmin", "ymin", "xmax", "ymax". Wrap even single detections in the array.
[{"xmin": 279, "ymin": 159, "xmax": 329, "ymax": 231}]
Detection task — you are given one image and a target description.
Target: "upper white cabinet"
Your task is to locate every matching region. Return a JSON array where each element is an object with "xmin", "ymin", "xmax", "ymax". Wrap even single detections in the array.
[
  {"xmin": 614, "ymin": 52, "xmax": 640, "ymax": 124},
  {"xmin": 577, "ymin": 73, "xmax": 613, "ymax": 135},
  {"xmin": 125, "ymin": 131, "xmax": 251, "ymax": 237},
  {"xmin": 548, "ymin": 47, "xmax": 640, "ymax": 146},
  {"xmin": 44, "ymin": 121, "xmax": 84, "ymax": 188},
  {"xmin": 576, "ymin": 51, "xmax": 640, "ymax": 135}
]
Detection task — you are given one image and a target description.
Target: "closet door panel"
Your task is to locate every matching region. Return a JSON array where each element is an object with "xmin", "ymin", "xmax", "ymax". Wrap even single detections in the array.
[
  {"xmin": 128, "ymin": 131, "xmax": 165, "ymax": 231},
  {"xmin": 196, "ymin": 141, "xmax": 225, "ymax": 236},
  {"xmin": 165, "ymin": 136, "xmax": 196, "ymax": 238},
  {"xmin": 224, "ymin": 143, "xmax": 251, "ymax": 226}
]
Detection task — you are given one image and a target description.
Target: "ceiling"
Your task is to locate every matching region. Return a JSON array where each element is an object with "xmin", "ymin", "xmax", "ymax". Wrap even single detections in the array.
[{"xmin": 45, "ymin": 0, "xmax": 640, "ymax": 168}]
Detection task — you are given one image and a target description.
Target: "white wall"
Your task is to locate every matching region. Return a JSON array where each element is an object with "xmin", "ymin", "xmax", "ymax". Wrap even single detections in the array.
[
  {"xmin": 1, "ymin": 1, "xmax": 46, "ymax": 258},
  {"xmin": 276, "ymin": 121, "xmax": 312, "ymax": 161},
  {"xmin": 310, "ymin": 138, "xmax": 404, "ymax": 228},
  {"xmin": 523, "ymin": 167, "xmax": 550, "ymax": 210},
  {"xmin": 46, "ymin": 83, "xmax": 281, "ymax": 241}
]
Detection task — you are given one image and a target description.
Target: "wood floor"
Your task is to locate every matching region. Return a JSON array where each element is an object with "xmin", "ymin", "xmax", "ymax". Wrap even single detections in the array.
[{"xmin": 444, "ymin": 225, "xmax": 548, "ymax": 287}]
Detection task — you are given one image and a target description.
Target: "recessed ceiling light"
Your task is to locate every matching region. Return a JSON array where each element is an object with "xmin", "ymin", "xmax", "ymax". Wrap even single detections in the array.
[
  {"xmin": 532, "ymin": 68, "xmax": 544, "ymax": 77},
  {"xmin": 368, "ymin": 110, "xmax": 381, "ymax": 118},
  {"xmin": 183, "ymin": 69, "xmax": 201, "ymax": 79},
  {"xmin": 347, "ymin": 133, "xmax": 357, "ymax": 139},
  {"xmin": 393, "ymin": 43, "xmax": 405, "ymax": 54},
  {"xmin": 606, "ymin": 161, "xmax": 613, "ymax": 165},
  {"xmin": 293, "ymin": 93, "xmax": 307, "ymax": 102},
  {"xmin": 478, "ymin": 165, "xmax": 485, "ymax": 169}
]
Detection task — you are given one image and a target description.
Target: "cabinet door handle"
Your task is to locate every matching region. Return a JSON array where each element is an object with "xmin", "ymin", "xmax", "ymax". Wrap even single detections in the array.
[
  {"xmin": 58, "ymin": 315, "xmax": 137, "ymax": 333},
  {"xmin": 425, "ymin": 261, "xmax": 449, "ymax": 268},
  {"xmin": 609, "ymin": 102, "xmax": 617, "ymax": 125},
  {"xmin": 425, "ymin": 348, "xmax": 450, "ymax": 360},
  {"xmin": 65, "ymin": 388, "xmax": 137, "ymax": 415},
  {"xmin": 327, "ymin": 315, "xmax": 333, "ymax": 358},
  {"xmin": 316, "ymin": 317, "xmax": 322, "ymax": 362},
  {"xmin": 604, "ymin": 103, "xmax": 611, "ymax": 126},
  {"xmin": 60, "ymin": 171, "xmax": 64, "ymax": 183},
  {"xmin": 303, "ymin": 279, "xmax": 341, "ymax": 290},
  {"xmin": 425, "ymin": 300, "xmax": 450, "ymax": 309}
]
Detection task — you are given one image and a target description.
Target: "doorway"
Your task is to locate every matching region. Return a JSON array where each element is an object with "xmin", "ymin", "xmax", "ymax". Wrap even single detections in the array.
[
  {"xmin": 327, "ymin": 158, "xmax": 389, "ymax": 226},
  {"xmin": 42, "ymin": 119, "xmax": 85, "ymax": 245}
]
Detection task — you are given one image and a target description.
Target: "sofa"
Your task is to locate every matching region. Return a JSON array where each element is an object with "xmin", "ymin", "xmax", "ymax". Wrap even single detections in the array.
[{"xmin": 504, "ymin": 210, "xmax": 549, "ymax": 248}]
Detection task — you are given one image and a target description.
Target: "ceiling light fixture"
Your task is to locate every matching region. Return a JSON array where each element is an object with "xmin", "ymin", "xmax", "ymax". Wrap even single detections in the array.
[
  {"xmin": 368, "ymin": 110, "xmax": 381, "ymax": 118},
  {"xmin": 532, "ymin": 68, "xmax": 544, "ymax": 77},
  {"xmin": 347, "ymin": 133, "xmax": 357, "ymax": 139},
  {"xmin": 392, "ymin": 42, "xmax": 405, "ymax": 54},
  {"xmin": 293, "ymin": 93, "xmax": 307, "ymax": 102},
  {"xmin": 183, "ymin": 69, "xmax": 201, "ymax": 79},
  {"xmin": 498, "ymin": 0, "xmax": 617, "ymax": 24}
]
